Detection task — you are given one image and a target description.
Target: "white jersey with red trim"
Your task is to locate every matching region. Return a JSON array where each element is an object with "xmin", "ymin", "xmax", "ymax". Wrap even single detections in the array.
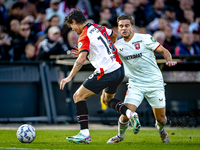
[
  {"xmin": 77, "ymin": 23, "xmax": 122, "ymax": 74},
  {"xmin": 115, "ymin": 33, "xmax": 164, "ymax": 87}
]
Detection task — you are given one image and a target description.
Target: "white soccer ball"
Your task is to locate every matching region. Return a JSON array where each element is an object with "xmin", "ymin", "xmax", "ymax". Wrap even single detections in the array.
[{"xmin": 16, "ymin": 124, "xmax": 36, "ymax": 143}]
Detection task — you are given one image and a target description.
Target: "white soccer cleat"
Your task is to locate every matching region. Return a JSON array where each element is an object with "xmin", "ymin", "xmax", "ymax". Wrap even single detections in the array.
[
  {"xmin": 107, "ymin": 135, "xmax": 124, "ymax": 143},
  {"xmin": 67, "ymin": 132, "xmax": 91, "ymax": 144},
  {"xmin": 129, "ymin": 111, "xmax": 141, "ymax": 134}
]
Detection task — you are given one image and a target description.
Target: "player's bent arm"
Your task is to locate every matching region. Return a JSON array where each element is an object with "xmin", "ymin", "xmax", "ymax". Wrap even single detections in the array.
[
  {"xmin": 68, "ymin": 51, "xmax": 88, "ymax": 79},
  {"xmin": 110, "ymin": 30, "xmax": 118, "ymax": 43},
  {"xmin": 156, "ymin": 45, "xmax": 177, "ymax": 66}
]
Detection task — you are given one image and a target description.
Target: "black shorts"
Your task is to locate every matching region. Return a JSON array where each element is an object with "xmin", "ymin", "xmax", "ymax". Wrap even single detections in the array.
[{"xmin": 83, "ymin": 65, "xmax": 124, "ymax": 94}]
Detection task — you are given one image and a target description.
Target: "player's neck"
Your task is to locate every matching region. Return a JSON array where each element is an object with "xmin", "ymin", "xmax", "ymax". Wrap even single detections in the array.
[{"xmin": 123, "ymin": 33, "xmax": 134, "ymax": 42}]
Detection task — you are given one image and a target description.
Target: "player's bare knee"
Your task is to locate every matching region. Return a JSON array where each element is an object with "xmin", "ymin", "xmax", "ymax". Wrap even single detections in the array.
[
  {"xmin": 120, "ymin": 114, "xmax": 129, "ymax": 122},
  {"xmin": 157, "ymin": 116, "xmax": 166, "ymax": 125},
  {"xmin": 73, "ymin": 92, "xmax": 85, "ymax": 103}
]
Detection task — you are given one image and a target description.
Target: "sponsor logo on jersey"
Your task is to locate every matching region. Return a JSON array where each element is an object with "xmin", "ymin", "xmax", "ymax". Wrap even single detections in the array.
[
  {"xmin": 78, "ymin": 42, "xmax": 83, "ymax": 48},
  {"xmin": 159, "ymin": 98, "xmax": 163, "ymax": 101},
  {"xmin": 124, "ymin": 53, "xmax": 142, "ymax": 60},
  {"xmin": 119, "ymin": 48, "xmax": 123, "ymax": 51},
  {"xmin": 132, "ymin": 40, "xmax": 142, "ymax": 44},
  {"xmin": 134, "ymin": 43, "xmax": 140, "ymax": 50},
  {"xmin": 150, "ymin": 37, "xmax": 157, "ymax": 42}
]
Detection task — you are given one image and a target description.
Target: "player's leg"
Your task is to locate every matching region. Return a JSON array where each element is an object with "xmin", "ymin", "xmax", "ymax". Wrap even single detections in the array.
[
  {"xmin": 102, "ymin": 85, "xmax": 141, "ymax": 134},
  {"xmin": 107, "ymin": 85, "xmax": 143, "ymax": 143},
  {"xmin": 152, "ymin": 107, "xmax": 169, "ymax": 143},
  {"xmin": 145, "ymin": 87, "xmax": 169, "ymax": 143},
  {"xmin": 107, "ymin": 103, "xmax": 138, "ymax": 143},
  {"xmin": 67, "ymin": 85, "xmax": 95, "ymax": 144}
]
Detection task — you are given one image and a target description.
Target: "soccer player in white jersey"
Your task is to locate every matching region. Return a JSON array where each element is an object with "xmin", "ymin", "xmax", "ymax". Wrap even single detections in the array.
[
  {"xmin": 107, "ymin": 14, "xmax": 177, "ymax": 144},
  {"xmin": 60, "ymin": 9, "xmax": 141, "ymax": 144}
]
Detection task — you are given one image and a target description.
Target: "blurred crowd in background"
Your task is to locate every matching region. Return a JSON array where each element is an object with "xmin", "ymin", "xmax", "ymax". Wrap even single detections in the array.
[{"xmin": 0, "ymin": 0, "xmax": 200, "ymax": 62}]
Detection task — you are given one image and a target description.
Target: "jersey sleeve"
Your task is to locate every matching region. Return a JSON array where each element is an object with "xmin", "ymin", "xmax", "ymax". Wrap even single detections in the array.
[
  {"xmin": 78, "ymin": 29, "xmax": 90, "ymax": 54},
  {"xmin": 105, "ymin": 28, "xmax": 113, "ymax": 37},
  {"xmin": 142, "ymin": 34, "xmax": 160, "ymax": 51}
]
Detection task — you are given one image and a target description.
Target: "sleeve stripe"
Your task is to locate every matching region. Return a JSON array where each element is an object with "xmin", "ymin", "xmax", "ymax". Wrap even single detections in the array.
[
  {"xmin": 79, "ymin": 49, "xmax": 89, "ymax": 56},
  {"xmin": 154, "ymin": 44, "xmax": 161, "ymax": 52}
]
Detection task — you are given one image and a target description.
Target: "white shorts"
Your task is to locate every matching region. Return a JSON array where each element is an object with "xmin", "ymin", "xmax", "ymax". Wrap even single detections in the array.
[{"xmin": 124, "ymin": 85, "xmax": 166, "ymax": 108}]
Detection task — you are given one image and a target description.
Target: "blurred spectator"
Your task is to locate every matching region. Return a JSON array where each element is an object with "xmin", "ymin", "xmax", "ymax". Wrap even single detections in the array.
[
  {"xmin": 99, "ymin": 20, "xmax": 112, "ymax": 29},
  {"xmin": 176, "ymin": 0, "xmax": 193, "ymax": 22},
  {"xmin": 163, "ymin": 25, "xmax": 180, "ymax": 54},
  {"xmin": 192, "ymin": 30, "xmax": 200, "ymax": 48},
  {"xmin": 44, "ymin": 15, "xmax": 60, "ymax": 34},
  {"xmin": 20, "ymin": 43, "xmax": 36, "ymax": 61},
  {"xmin": 11, "ymin": 23, "xmax": 33, "ymax": 61},
  {"xmin": 0, "ymin": 0, "xmax": 8, "ymax": 26},
  {"xmin": 189, "ymin": 15, "xmax": 200, "ymax": 33},
  {"xmin": 18, "ymin": 0, "xmax": 37, "ymax": 19},
  {"xmin": 138, "ymin": 0, "xmax": 153, "ymax": 15},
  {"xmin": 146, "ymin": 0, "xmax": 165, "ymax": 23},
  {"xmin": 21, "ymin": 15, "xmax": 40, "ymax": 42},
  {"xmin": 37, "ymin": 26, "xmax": 69, "ymax": 60},
  {"xmin": 46, "ymin": 0, "xmax": 65, "ymax": 27},
  {"xmin": 6, "ymin": 2, "xmax": 24, "ymax": 28},
  {"xmin": 0, "ymin": 25, "xmax": 12, "ymax": 61},
  {"xmin": 3, "ymin": 0, "xmax": 18, "ymax": 10},
  {"xmin": 58, "ymin": 0, "xmax": 94, "ymax": 19},
  {"xmin": 148, "ymin": 17, "xmax": 168, "ymax": 34},
  {"xmin": 98, "ymin": 7, "xmax": 113, "ymax": 28},
  {"xmin": 92, "ymin": 0, "xmax": 117, "ymax": 25},
  {"xmin": 112, "ymin": 0, "xmax": 124, "ymax": 10},
  {"xmin": 129, "ymin": 0, "xmax": 148, "ymax": 26},
  {"xmin": 66, "ymin": 30, "xmax": 78, "ymax": 50},
  {"xmin": 117, "ymin": 2, "xmax": 135, "ymax": 18},
  {"xmin": 175, "ymin": 32, "xmax": 200, "ymax": 55},
  {"xmin": 34, "ymin": 8, "xmax": 47, "ymax": 32},
  {"xmin": 153, "ymin": 30, "xmax": 171, "ymax": 53},
  {"xmin": 9, "ymin": 19, "xmax": 20, "ymax": 39},
  {"xmin": 177, "ymin": 21, "xmax": 189, "ymax": 37},
  {"xmin": 34, "ymin": 31, "xmax": 45, "ymax": 57},
  {"xmin": 183, "ymin": 8, "xmax": 198, "ymax": 33},
  {"xmin": 153, "ymin": 30, "xmax": 164, "ymax": 45},
  {"xmin": 136, "ymin": 26, "xmax": 147, "ymax": 34},
  {"xmin": 164, "ymin": 5, "xmax": 180, "ymax": 36}
]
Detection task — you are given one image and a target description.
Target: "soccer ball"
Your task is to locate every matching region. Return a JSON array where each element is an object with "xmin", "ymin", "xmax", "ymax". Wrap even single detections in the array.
[{"xmin": 16, "ymin": 124, "xmax": 36, "ymax": 143}]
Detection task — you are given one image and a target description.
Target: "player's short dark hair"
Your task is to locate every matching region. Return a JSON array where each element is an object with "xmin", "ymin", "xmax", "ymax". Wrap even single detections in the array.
[
  {"xmin": 117, "ymin": 14, "xmax": 135, "ymax": 26},
  {"xmin": 64, "ymin": 9, "xmax": 87, "ymax": 24}
]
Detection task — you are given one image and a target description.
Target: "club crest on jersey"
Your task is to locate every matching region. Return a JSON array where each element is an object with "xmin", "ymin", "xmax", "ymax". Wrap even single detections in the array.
[
  {"xmin": 78, "ymin": 42, "xmax": 83, "ymax": 48},
  {"xmin": 134, "ymin": 43, "xmax": 140, "ymax": 50}
]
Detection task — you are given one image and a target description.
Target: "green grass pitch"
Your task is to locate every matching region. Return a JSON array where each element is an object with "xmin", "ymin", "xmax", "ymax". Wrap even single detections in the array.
[{"xmin": 0, "ymin": 129, "xmax": 200, "ymax": 150}]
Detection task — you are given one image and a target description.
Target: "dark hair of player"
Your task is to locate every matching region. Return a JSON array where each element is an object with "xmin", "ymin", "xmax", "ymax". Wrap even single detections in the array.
[
  {"xmin": 117, "ymin": 14, "xmax": 135, "ymax": 26},
  {"xmin": 64, "ymin": 9, "xmax": 87, "ymax": 25}
]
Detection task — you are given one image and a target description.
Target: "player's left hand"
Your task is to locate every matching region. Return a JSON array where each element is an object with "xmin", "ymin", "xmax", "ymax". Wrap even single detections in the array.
[
  {"xmin": 60, "ymin": 77, "xmax": 72, "ymax": 90},
  {"xmin": 71, "ymin": 47, "xmax": 79, "ymax": 58},
  {"xmin": 166, "ymin": 61, "xmax": 177, "ymax": 67}
]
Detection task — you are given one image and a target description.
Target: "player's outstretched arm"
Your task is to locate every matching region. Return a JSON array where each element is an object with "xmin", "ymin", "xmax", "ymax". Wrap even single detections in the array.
[
  {"xmin": 156, "ymin": 45, "xmax": 177, "ymax": 67},
  {"xmin": 60, "ymin": 51, "xmax": 88, "ymax": 90}
]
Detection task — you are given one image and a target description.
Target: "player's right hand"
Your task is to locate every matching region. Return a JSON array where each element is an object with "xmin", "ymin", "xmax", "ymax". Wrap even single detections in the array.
[{"xmin": 60, "ymin": 77, "xmax": 72, "ymax": 90}]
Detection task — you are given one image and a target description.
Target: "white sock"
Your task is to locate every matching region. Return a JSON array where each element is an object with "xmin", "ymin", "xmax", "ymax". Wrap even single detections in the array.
[
  {"xmin": 156, "ymin": 117, "xmax": 167, "ymax": 132},
  {"xmin": 125, "ymin": 109, "xmax": 132, "ymax": 118},
  {"xmin": 80, "ymin": 129, "xmax": 90, "ymax": 136},
  {"xmin": 118, "ymin": 116, "xmax": 129, "ymax": 137}
]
